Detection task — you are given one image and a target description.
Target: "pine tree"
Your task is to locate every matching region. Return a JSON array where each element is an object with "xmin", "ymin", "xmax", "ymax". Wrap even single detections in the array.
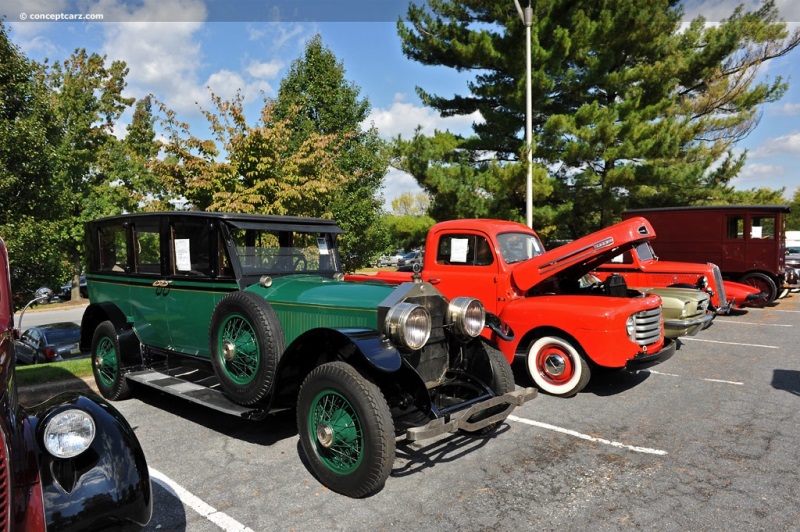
[{"xmin": 398, "ymin": 0, "xmax": 799, "ymax": 237}]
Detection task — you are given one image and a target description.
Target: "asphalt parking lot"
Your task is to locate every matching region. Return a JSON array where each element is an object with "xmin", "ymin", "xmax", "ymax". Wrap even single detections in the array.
[{"xmin": 79, "ymin": 294, "xmax": 800, "ymax": 531}]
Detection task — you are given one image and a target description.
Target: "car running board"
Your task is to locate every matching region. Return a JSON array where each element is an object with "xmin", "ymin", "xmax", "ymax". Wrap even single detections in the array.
[{"xmin": 125, "ymin": 369, "xmax": 269, "ymax": 420}]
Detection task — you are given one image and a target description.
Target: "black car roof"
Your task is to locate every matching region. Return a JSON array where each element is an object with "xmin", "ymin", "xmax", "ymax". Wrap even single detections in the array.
[{"xmin": 88, "ymin": 211, "xmax": 344, "ymax": 233}]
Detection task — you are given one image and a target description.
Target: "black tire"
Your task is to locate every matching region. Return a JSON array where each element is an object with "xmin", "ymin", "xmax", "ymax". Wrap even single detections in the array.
[
  {"xmin": 209, "ymin": 291, "xmax": 285, "ymax": 406},
  {"xmin": 91, "ymin": 320, "xmax": 132, "ymax": 400},
  {"xmin": 739, "ymin": 272, "xmax": 778, "ymax": 306},
  {"xmin": 297, "ymin": 362, "xmax": 395, "ymax": 498},
  {"xmin": 460, "ymin": 344, "xmax": 516, "ymax": 435}
]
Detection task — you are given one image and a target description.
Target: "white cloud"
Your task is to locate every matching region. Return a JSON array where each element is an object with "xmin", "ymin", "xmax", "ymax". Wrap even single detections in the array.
[
  {"xmin": 772, "ymin": 102, "xmax": 800, "ymax": 116},
  {"xmin": 750, "ymin": 131, "xmax": 800, "ymax": 158},
  {"xmin": 206, "ymin": 69, "xmax": 272, "ymax": 104},
  {"xmin": 382, "ymin": 166, "xmax": 423, "ymax": 211},
  {"xmin": 246, "ymin": 59, "xmax": 282, "ymax": 79},
  {"xmin": 367, "ymin": 93, "xmax": 483, "ymax": 140}
]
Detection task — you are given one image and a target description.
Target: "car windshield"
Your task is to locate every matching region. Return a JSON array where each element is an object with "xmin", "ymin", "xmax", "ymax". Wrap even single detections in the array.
[
  {"xmin": 636, "ymin": 242, "xmax": 657, "ymax": 260},
  {"xmin": 226, "ymin": 227, "xmax": 339, "ymax": 276},
  {"xmin": 496, "ymin": 232, "xmax": 545, "ymax": 264}
]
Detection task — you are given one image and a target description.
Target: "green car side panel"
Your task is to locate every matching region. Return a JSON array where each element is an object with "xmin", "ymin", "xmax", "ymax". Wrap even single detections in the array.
[{"xmin": 89, "ymin": 274, "xmax": 394, "ymax": 358}]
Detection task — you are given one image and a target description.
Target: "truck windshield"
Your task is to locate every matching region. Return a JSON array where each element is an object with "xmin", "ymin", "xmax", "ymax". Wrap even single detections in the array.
[
  {"xmin": 636, "ymin": 242, "xmax": 656, "ymax": 261},
  {"xmin": 497, "ymin": 233, "xmax": 545, "ymax": 264},
  {"xmin": 227, "ymin": 228, "xmax": 339, "ymax": 275}
]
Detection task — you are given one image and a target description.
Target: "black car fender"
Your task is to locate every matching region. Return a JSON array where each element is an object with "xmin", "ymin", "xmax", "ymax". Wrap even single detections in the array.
[
  {"xmin": 80, "ymin": 302, "xmax": 142, "ymax": 367},
  {"xmin": 28, "ymin": 392, "xmax": 152, "ymax": 531},
  {"xmin": 278, "ymin": 328, "xmax": 429, "ymax": 407}
]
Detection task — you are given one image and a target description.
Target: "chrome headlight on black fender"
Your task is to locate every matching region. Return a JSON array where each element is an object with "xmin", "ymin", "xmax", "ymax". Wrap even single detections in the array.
[
  {"xmin": 447, "ymin": 297, "xmax": 485, "ymax": 339},
  {"xmin": 385, "ymin": 302, "xmax": 431, "ymax": 351},
  {"xmin": 43, "ymin": 409, "xmax": 96, "ymax": 459}
]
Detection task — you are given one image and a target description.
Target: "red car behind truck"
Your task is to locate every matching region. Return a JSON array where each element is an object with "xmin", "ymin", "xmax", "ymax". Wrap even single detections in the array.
[
  {"xmin": 348, "ymin": 217, "xmax": 676, "ymax": 397},
  {"xmin": 593, "ymin": 240, "xmax": 767, "ymax": 312}
]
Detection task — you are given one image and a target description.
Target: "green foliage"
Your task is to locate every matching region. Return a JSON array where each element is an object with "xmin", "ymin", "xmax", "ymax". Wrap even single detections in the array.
[
  {"xmin": 4, "ymin": 217, "xmax": 72, "ymax": 306},
  {"xmin": 785, "ymin": 188, "xmax": 800, "ymax": 231},
  {"xmin": 157, "ymin": 93, "xmax": 347, "ymax": 215},
  {"xmin": 397, "ymin": 0, "xmax": 799, "ymax": 236},
  {"xmin": 383, "ymin": 214, "xmax": 436, "ymax": 251},
  {"xmin": 0, "ymin": 22, "xmax": 60, "ymax": 225}
]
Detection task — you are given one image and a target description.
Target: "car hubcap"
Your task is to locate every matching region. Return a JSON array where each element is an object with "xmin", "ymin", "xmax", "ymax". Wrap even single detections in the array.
[
  {"xmin": 316, "ymin": 423, "xmax": 335, "ymax": 448},
  {"xmin": 309, "ymin": 390, "xmax": 363, "ymax": 474},
  {"xmin": 544, "ymin": 353, "xmax": 566, "ymax": 376},
  {"xmin": 222, "ymin": 340, "xmax": 236, "ymax": 361},
  {"xmin": 219, "ymin": 314, "xmax": 259, "ymax": 384}
]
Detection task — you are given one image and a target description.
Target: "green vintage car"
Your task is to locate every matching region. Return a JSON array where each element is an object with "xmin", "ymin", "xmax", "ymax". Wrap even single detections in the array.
[
  {"xmin": 79, "ymin": 212, "xmax": 534, "ymax": 497},
  {"xmin": 643, "ymin": 286, "xmax": 714, "ymax": 339}
]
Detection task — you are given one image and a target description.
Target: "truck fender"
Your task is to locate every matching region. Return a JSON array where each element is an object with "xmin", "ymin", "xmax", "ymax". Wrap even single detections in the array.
[
  {"xmin": 284, "ymin": 328, "xmax": 403, "ymax": 373},
  {"xmin": 80, "ymin": 302, "xmax": 143, "ymax": 367}
]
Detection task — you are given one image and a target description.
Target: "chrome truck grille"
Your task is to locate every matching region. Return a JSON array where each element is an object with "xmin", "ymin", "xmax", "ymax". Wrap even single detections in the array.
[{"xmin": 633, "ymin": 307, "xmax": 662, "ymax": 346}]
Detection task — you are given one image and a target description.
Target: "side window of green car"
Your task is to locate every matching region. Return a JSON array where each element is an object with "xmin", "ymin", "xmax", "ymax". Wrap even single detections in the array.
[
  {"xmin": 133, "ymin": 221, "xmax": 162, "ymax": 275},
  {"xmin": 98, "ymin": 224, "xmax": 128, "ymax": 272},
  {"xmin": 170, "ymin": 220, "xmax": 211, "ymax": 277}
]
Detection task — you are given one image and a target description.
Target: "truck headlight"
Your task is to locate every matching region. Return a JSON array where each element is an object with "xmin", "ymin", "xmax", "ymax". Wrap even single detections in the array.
[
  {"xmin": 626, "ymin": 316, "xmax": 636, "ymax": 341},
  {"xmin": 385, "ymin": 302, "xmax": 431, "ymax": 351},
  {"xmin": 447, "ymin": 297, "xmax": 485, "ymax": 339},
  {"xmin": 43, "ymin": 409, "xmax": 96, "ymax": 459}
]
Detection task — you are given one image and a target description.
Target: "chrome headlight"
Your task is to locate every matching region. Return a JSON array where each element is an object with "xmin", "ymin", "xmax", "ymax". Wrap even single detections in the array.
[
  {"xmin": 43, "ymin": 409, "xmax": 96, "ymax": 459},
  {"xmin": 447, "ymin": 297, "xmax": 485, "ymax": 339},
  {"xmin": 696, "ymin": 276, "xmax": 708, "ymax": 289},
  {"xmin": 385, "ymin": 302, "xmax": 431, "ymax": 351},
  {"xmin": 626, "ymin": 316, "xmax": 636, "ymax": 341}
]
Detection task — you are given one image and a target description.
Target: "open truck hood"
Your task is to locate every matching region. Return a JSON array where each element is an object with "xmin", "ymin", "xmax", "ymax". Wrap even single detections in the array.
[{"xmin": 511, "ymin": 217, "xmax": 656, "ymax": 292}]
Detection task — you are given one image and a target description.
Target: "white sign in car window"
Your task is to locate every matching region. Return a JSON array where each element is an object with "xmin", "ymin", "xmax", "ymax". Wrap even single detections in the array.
[
  {"xmin": 450, "ymin": 238, "xmax": 469, "ymax": 263},
  {"xmin": 751, "ymin": 226, "xmax": 762, "ymax": 239},
  {"xmin": 317, "ymin": 237, "xmax": 329, "ymax": 255},
  {"xmin": 175, "ymin": 239, "xmax": 192, "ymax": 271}
]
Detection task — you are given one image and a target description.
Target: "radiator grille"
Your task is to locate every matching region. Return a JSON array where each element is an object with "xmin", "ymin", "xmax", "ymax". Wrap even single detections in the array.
[
  {"xmin": 633, "ymin": 307, "xmax": 662, "ymax": 346},
  {"xmin": 710, "ymin": 264, "xmax": 727, "ymax": 305}
]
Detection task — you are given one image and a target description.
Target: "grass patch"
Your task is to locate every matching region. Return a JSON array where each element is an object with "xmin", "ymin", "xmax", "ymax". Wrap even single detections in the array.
[{"xmin": 15, "ymin": 357, "xmax": 93, "ymax": 387}]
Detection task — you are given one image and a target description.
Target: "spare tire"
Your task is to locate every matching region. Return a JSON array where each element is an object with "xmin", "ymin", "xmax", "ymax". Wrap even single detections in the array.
[{"xmin": 209, "ymin": 291, "xmax": 285, "ymax": 406}]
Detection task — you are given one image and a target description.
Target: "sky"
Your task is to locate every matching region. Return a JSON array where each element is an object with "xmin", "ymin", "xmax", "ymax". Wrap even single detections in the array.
[{"xmin": 3, "ymin": 0, "xmax": 800, "ymax": 210}]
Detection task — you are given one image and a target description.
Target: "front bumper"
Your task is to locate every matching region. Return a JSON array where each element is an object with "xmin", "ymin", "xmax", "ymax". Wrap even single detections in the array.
[
  {"xmin": 664, "ymin": 312, "xmax": 715, "ymax": 338},
  {"xmin": 405, "ymin": 387, "xmax": 537, "ymax": 441},
  {"xmin": 624, "ymin": 338, "xmax": 677, "ymax": 371}
]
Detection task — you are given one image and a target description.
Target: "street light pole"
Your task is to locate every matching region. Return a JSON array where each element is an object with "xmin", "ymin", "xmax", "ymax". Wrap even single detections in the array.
[{"xmin": 513, "ymin": 0, "xmax": 533, "ymax": 228}]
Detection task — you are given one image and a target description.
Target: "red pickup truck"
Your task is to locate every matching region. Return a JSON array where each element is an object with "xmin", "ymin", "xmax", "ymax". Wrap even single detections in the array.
[{"xmin": 347, "ymin": 218, "xmax": 676, "ymax": 397}]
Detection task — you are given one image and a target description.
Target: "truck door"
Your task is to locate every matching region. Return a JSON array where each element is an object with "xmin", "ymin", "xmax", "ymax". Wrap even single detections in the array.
[
  {"xmin": 746, "ymin": 213, "xmax": 778, "ymax": 272},
  {"xmin": 723, "ymin": 214, "xmax": 747, "ymax": 273},
  {"xmin": 429, "ymin": 232, "xmax": 500, "ymax": 313}
]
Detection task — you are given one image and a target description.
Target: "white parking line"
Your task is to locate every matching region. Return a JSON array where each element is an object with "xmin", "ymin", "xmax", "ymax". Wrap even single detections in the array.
[
  {"xmin": 507, "ymin": 415, "xmax": 667, "ymax": 455},
  {"xmin": 713, "ymin": 320, "xmax": 792, "ymax": 327},
  {"xmin": 680, "ymin": 337, "xmax": 779, "ymax": 349},
  {"xmin": 150, "ymin": 468, "xmax": 255, "ymax": 532},
  {"xmin": 647, "ymin": 369, "xmax": 744, "ymax": 386}
]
